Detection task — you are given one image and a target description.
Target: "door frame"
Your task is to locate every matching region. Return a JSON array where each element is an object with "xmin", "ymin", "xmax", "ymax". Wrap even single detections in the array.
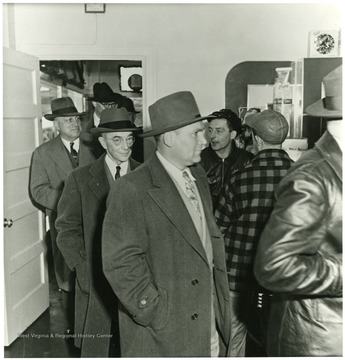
[{"xmin": 16, "ymin": 45, "xmax": 156, "ymax": 130}]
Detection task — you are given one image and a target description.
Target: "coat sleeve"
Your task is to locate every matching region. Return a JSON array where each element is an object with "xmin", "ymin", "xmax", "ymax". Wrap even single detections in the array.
[
  {"xmin": 102, "ymin": 178, "xmax": 164, "ymax": 328},
  {"xmin": 55, "ymin": 171, "xmax": 86, "ymax": 272},
  {"xmin": 30, "ymin": 148, "xmax": 62, "ymax": 211},
  {"xmin": 254, "ymin": 169, "xmax": 342, "ymax": 296}
]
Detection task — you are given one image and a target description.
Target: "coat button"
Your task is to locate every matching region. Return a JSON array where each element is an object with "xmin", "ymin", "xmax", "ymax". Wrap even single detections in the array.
[
  {"xmin": 140, "ymin": 299, "xmax": 147, "ymax": 306},
  {"xmin": 191, "ymin": 313, "xmax": 198, "ymax": 320},
  {"xmin": 191, "ymin": 279, "xmax": 199, "ymax": 286}
]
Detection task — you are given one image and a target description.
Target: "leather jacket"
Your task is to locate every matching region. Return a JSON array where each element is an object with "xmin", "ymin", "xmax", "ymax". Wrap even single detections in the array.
[
  {"xmin": 200, "ymin": 145, "xmax": 253, "ymax": 209},
  {"xmin": 254, "ymin": 130, "xmax": 342, "ymax": 356}
]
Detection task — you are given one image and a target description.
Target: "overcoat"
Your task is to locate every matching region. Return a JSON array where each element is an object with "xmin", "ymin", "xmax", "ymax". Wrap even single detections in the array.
[
  {"xmin": 56, "ymin": 154, "xmax": 141, "ymax": 356},
  {"xmin": 29, "ymin": 135, "xmax": 95, "ymax": 290},
  {"xmin": 102, "ymin": 154, "xmax": 231, "ymax": 357}
]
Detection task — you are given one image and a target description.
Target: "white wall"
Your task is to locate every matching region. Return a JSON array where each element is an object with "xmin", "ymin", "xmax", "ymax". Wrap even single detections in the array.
[{"xmin": 6, "ymin": 2, "xmax": 343, "ymax": 121}]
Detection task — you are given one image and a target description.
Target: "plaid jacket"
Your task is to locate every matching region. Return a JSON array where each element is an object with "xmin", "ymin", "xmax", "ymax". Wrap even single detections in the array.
[{"xmin": 214, "ymin": 149, "xmax": 293, "ymax": 291}]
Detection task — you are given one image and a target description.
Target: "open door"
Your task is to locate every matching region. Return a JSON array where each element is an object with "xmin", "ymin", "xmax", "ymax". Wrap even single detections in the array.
[{"xmin": 3, "ymin": 47, "xmax": 49, "ymax": 346}]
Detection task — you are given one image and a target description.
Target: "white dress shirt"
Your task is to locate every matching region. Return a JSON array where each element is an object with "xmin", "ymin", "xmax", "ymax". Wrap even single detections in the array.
[
  {"xmin": 61, "ymin": 137, "xmax": 80, "ymax": 153},
  {"xmin": 105, "ymin": 154, "xmax": 129, "ymax": 180}
]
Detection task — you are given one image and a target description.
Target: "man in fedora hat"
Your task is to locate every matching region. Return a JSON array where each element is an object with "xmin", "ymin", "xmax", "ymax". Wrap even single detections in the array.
[
  {"xmin": 214, "ymin": 109, "xmax": 294, "ymax": 356},
  {"xmin": 102, "ymin": 91, "xmax": 231, "ymax": 357},
  {"xmin": 56, "ymin": 107, "xmax": 141, "ymax": 356},
  {"xmin": 29, "ymin": 96, "xmax": 96, "ymax": 331},
  {"xmin": 81, "ymin": 82, "xmax": 124, "ymax": 158},
  {"xmin": 254, "ymin": 65, "xmax": 342, "ymax": 356}
]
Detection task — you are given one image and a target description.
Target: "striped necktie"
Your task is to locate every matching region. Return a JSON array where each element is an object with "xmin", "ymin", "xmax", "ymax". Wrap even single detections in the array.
[{"xmin": 182, "ymin": 170, "xmax": 201, "ymax": 217}]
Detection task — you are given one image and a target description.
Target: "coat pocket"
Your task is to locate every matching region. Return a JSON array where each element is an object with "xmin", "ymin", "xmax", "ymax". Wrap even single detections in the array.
[{"xmin": 150, "ymin": 283, "xmax": 169, "ymax": 330}]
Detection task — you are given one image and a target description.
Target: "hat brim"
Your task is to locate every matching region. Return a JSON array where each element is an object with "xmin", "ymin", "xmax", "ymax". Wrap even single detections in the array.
[
  {"xmin": 140, "ymin": 115, "xmax": 216, "ymax": 138},
  {"xmin": 305, "ymin": 99, "xmax": 342, "ymax": 119},
  {"xmin": 44, "ymin": 111, "xmax": 88, "ymax": 121},
  {"xmin": 90, "ymin": 126, "xmax": 142, "ymax": 136}
]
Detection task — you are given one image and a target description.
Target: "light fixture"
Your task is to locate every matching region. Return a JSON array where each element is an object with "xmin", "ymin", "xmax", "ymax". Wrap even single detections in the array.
[{"xmin": 85, "ymin": 4, "xmax": 106, "ymax": 13}]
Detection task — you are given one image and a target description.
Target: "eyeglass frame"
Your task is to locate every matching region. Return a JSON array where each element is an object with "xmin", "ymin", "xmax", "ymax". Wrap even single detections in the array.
[{"xmin": 102, "ymin": 134, "xmax": 135, "ymax": 147}]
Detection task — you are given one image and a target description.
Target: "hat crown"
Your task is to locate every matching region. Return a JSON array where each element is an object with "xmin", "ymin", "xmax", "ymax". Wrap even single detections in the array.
[
  {"xmin": 148, "ymin": 91, "xmax": 201, "ymax": 133},
  {"xmin": 99, "ymin": 107, "xmax": 130, "ymax": 126},
  {"xmin": 90, "ymin": 82, "xmax": 122, "ymax": 103},
  {"xmin": 51, "ymin": 96, "xmax": 77, "ymax": 113},
  {"xmin": 305, "ymin": 65, "xmax": 342, "ymax": 118},
  {"xmin": 323, "ymin": 65, "xmax": 342, "ymax": 98},
  {"xmin": 246, "ymin": 109, "xmax": 289, "ymax": 144}
]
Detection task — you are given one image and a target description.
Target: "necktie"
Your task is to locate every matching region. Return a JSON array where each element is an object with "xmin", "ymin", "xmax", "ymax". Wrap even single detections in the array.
[
  {"xmin": 70, "ymin": 142, "xmax": 78, "ymax": 164},
  {"xmin": 115, "ymin": 166, "xmax": 121, "ymax": 180},
  {"xmin": 182, "ymin": 171, "xmax": 201, "ymax": 217}
]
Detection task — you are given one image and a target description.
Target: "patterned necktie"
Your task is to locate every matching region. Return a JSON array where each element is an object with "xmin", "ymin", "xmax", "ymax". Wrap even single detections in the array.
[
  {"xmin": 70, "ymin": 142, "xmax": 78, "ymax": 164},
  {"xmin": 115, "ymin": 166, "xmax": 121, "ymax": 180},
  {"xmin": 182, "ymin": 170, "xmax": 201, "ymax": 217}
]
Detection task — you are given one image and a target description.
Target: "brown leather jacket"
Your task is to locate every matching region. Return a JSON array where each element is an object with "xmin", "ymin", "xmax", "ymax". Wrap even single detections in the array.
[{"xmin": 254, "ymin": 130, "xmax": 342, "ymax": 356}]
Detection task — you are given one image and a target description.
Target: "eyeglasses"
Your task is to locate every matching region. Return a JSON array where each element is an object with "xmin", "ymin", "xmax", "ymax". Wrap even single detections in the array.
[
  {"xmin": 101, "ymin": 102, "xmax": 117, "ymax": 108},
  {"xmin": 103, "ymin": 135, "xmax": 135, "ymax": 147}
]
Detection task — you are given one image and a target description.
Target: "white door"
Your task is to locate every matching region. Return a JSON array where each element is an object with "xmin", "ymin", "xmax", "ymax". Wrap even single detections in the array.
[{"xmin": 3, "ymin": 47, "xmax": 49, "ymax": 346}]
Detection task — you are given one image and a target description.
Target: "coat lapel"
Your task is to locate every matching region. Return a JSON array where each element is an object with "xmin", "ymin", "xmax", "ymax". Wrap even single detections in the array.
[
  {"xmin": 147, "ymin": 156, "xmax": 209, "ymax": 266},
  {"xmin": 49, "ymin": 136, "xmax": 74, "ymax": 175},
  {"xmin": 88, "ymin": 155, "xmax": 109, "ymax": 201}
]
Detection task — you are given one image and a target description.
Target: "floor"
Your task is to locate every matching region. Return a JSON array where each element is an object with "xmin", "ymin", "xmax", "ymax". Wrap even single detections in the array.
[
  {"xmin": 4, "ymin": 265, "xmax": 80, "ymax": 358},
  {"xmin": 4, "ymin": 253, "xmax": 266, "ymax": 358}
]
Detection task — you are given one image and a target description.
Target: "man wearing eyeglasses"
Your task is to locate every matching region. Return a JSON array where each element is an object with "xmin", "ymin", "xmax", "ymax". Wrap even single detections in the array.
[
  {"xmin": 56, "ymin": 107, "xmax": 141, "ymax": 357},
  {"xmin": 200, "ymin": 109, "xmax": 253, "ymax": 210},
  {"xmin": 29, "ymin": 97, "xmax": 96, "ymax": 335},
  {"xmin": 81, "ymin": 82, "xmax": 124, "ymax": 158}
]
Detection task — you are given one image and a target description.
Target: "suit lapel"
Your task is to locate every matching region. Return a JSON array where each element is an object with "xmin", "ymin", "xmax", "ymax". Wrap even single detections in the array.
[
  {"xmin": 147, "ymin": 156, "xmax": 209, "ymax": 266},
  {"xmin": 49, "ymin": 136, "xmax": 74, "ymax": 175},
  {"xmin": 88, "ymin": 155, "xmax": 109, "ymax": 201}
]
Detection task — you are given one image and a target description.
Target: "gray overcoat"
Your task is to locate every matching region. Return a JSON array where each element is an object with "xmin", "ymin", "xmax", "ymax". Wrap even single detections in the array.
[
  {"xmin": 56, "ymin": 154, "xmax": 141, "ymax": 356},
  {"xmin": 102, "ymin": 154, "xmax": 231, "ymax": 357}
]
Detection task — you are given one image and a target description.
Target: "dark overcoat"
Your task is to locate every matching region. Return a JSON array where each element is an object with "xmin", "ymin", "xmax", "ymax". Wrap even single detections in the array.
[
  {"xmin": 56, "ymin": 154, "xmax": 141, "ymax": 356},
  {"xmin": 30, "ymin": 135, "xmax": 95, "ymax": 290},
  {"xmin": 102, "ymin": 154, "xmax": 231, "ymax": 357}
]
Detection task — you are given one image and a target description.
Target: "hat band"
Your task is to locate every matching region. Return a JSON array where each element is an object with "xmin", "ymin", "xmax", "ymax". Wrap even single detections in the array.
[
  {"xmin": 324, "ymin": 96, "xmax": 342, "ymax": 111},
  {"xmin": 99, "ymin": 120, "xmax": 134, "ymax": 130},
  {"xmin": 52, "ymin": 106, "xmax": 79, "ymax": 115}
]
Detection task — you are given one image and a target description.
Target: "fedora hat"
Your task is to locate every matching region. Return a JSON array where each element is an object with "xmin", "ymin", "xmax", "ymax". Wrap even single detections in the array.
[
  {"xmin": 90, "ymin": 108, "xmax": 142, "ymax": 135},
  {"xmin": 306, "ymin": 65, "xmax": 342, "ymax": 119},
  {"xmin": 44, "ymin": 97, "xmax": 87, "ymax": 121},
  {"xmin": 141, "ymin": 91, "xmax": 215, "ymax": 137},
  {"xmin": 88, "ymin": 82, "xmax": 123, "ymax": 103}
]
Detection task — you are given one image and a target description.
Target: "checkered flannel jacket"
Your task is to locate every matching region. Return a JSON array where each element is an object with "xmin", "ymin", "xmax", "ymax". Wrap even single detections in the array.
[{"xmin": 214, "ymin": 149, "xmax": 294, "ymax": 291}]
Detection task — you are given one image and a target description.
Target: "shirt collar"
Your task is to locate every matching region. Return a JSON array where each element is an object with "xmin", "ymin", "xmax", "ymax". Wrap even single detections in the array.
[
  {"xmin": 60, "ymin": 136, "xmax": 80, "ymax": 152},
  {"xmin": 156, "ymin": 150, "xmax": 195, "ymax": 191},
  {"xmin": 105, "ymin": 154, "xmax": 129, "ymax": 179}
]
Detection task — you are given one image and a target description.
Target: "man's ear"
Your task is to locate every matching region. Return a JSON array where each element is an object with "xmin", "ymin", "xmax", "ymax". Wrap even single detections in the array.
[
  {"xmin": 230, "ymin": 130, "xmax": 237, "ymax": 140},
  {"xmin": 98, "ymin": 136, "xmax": 107, "ymax": 150},
  {"xmin": 162, "ymin": 131, "xmax": 174, "ymax": 148},
  {"xmin": 53, "ymin": 120, "xmax": 60, "ymax": 132}
]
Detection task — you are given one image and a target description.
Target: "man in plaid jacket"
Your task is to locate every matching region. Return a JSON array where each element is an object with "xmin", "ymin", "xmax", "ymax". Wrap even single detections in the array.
[{"xmin": 214, "ymin": 110, "xmax": 294, "ymax": 356}]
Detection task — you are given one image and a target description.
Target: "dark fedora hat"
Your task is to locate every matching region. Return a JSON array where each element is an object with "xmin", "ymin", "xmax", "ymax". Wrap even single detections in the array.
[
  {"xmin": 306, "ymin": 65, "xmax": 342, "ymax": 119},
  {"xmin": 141, "ymin": 91, "xmax": 215, "ymax": 138},
  {"xmin": 90, "ymin": 108, "xmax": 142, "ymax": 135},
  {"xmin": 44, "ymin": 97, "xmax": 87, "ymax": 121},
  {"xmin": 88, "ymin": 82, "xmax": 123, "ymax": 103}
]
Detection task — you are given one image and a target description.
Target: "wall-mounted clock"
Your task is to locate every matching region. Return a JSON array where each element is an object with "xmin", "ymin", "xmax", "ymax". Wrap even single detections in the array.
[{"xmin": 308, "ymin": 30, "xmax": 341, "ymax": 57}]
